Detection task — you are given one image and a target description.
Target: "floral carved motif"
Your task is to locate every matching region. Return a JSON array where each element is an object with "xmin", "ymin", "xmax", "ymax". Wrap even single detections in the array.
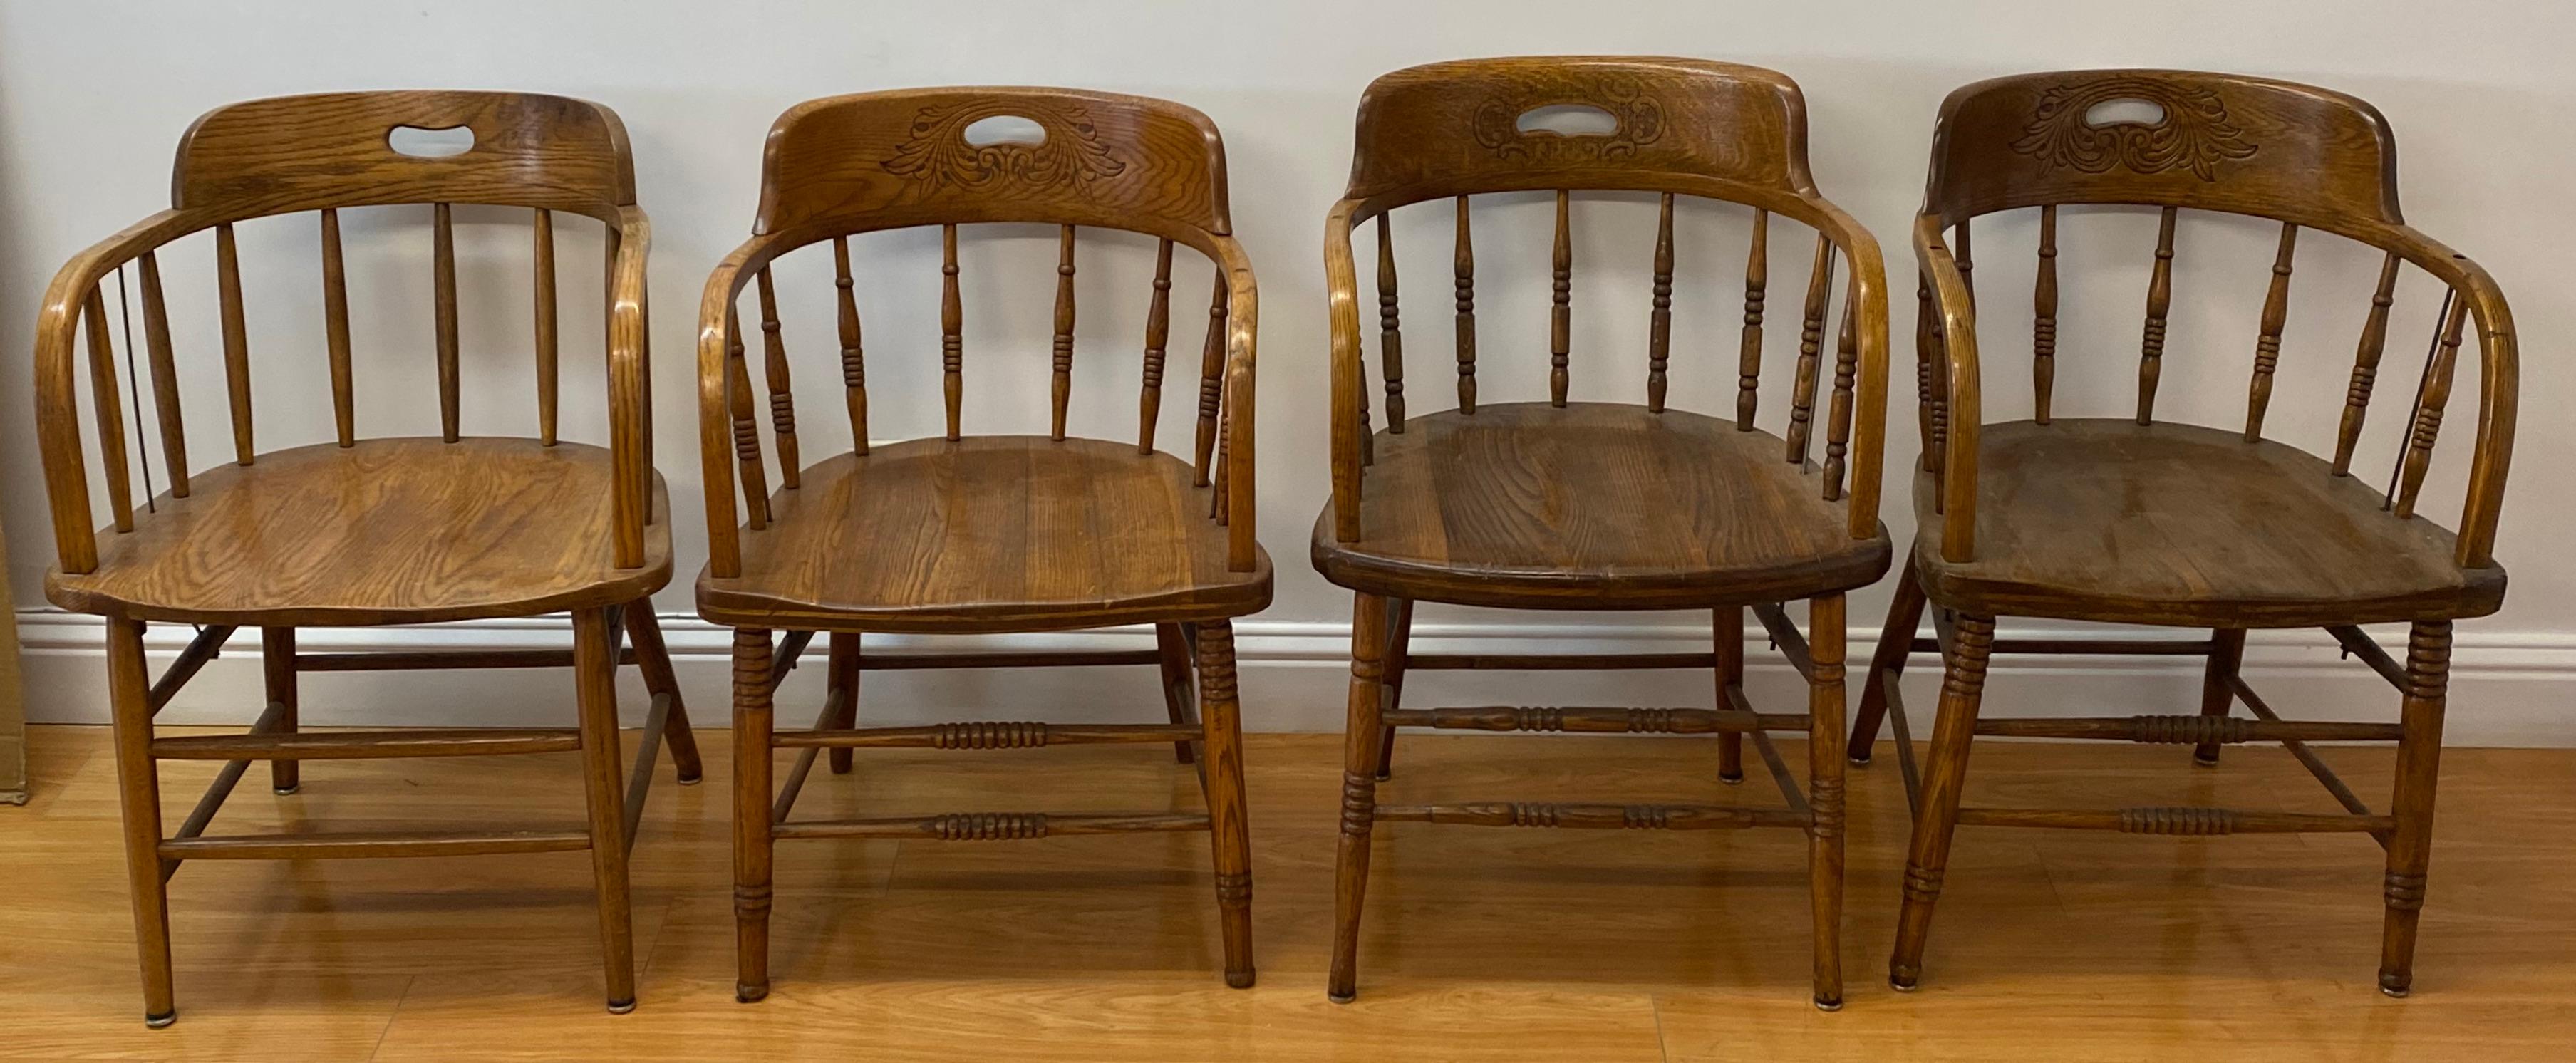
[
  {"xmin": 884, "ymin": 103, "xmax": 1127, "ymax": 191},
  {"xmin": 2009, "ymin": 78, "xmax": 2258, "ymax": 180},
  {"xmin": 1470, "ymin": 78, "xmax": 1670, "ymax": 162}
]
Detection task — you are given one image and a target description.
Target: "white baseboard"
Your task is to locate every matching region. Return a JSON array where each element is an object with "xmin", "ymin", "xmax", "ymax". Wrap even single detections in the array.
[{"xmin": 14, "ymin": 609, "xmax": 2576, "ymax": 747}]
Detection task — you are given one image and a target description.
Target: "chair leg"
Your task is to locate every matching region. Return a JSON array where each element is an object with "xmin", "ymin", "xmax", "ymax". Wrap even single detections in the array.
[
  {"xmin": 1888, "ymin": 611, "xmax": 1993, "ymax": 991},
  {"xmin": 624, "ymin": 605, "xmax": 703, "ymax": 784},
  {"xmin": 2379, "ymin": 619, "xmax": 2451, "ymax": 997},
  {"xmin": 1849, "ymin": 555, "xmax": 1928, "ymax": 764},
  {"xmin": 2193, "ymin": 628, "xmax": 2247, "ymax": 767},
  {"xmin": 731, "ymin": 628, "xmax": 777, "ymax": 1003},
  {"xmin": 1372, "ymin": 598, "xmax": 1412, "ymax": 782},
  {"xmin": 1194, "ymin": 620, "xmax": 1256, "ymax": 988},
  {"xmin": 571, "ymin": 608, "xmax": 636, "ymax": 1013},
  {"xmin": 108, "ymin": 618, "xmax": 177, "ymax": 1028},
  {"xmin": 1328, "ymin": 593, "xmax": 1389, "ymax": 1003},
  {"xmin": 1806, "ymin": 593, "xmax": 1848, "ymax": 1011},
  {"xmin": 260, "ymin": 627, "xmax": 300, "ymax": 794},
  {"xmin": 1155, "ymin": 623, "xmax": 1198, "ymax": 766},
  {"xmin": 826, "ymin": 633, "xmax": 862, "ymax": 774},
  {"xmin": 1717, "ymin": 607, "xmax": 1745, "ymax": 784}
]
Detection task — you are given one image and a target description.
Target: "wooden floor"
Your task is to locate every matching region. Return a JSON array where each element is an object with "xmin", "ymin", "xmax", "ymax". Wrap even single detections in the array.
[{"xmin": 4, "ymin": 724, "xmax": 2572, "ymax": 1061}]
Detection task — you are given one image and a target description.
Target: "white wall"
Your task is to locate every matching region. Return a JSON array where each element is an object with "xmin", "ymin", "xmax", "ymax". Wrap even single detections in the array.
[{"xmin": 1, "ymin": 0, "xmax": 2570, "ymax": 744}]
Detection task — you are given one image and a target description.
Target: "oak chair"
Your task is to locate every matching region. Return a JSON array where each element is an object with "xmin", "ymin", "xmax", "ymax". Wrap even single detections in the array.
[
  {"xmin": 1315, "ymin": 57, "xmax": 1892, "ymax": 1011},
  {"xmin": 1850, "ymin": 70, "xmax": 2517, "ymax": 997},
  {"xmin": 33, "ymin": 92, "xmax": 698, "ymax": 1025},
  {"xmin": 697, "ymin": 88, "xmax": 1266, "ymax": 1000}
]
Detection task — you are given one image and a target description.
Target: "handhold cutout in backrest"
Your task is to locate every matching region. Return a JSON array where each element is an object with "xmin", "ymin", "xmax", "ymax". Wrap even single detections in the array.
[
  {"xmin": 961, "ymin": 114, "xmax": 1048, "ymax": 147},
  {"xmin": 386, "ymin": 124, "xmax": 477, "ymax": 158},
  {"xmin": 757, "ymin": 88, "xmax": 1232, "ymax": 242},
  {"xmin": 1515, "ymin": 103, "xmax": 1620, "ymax": 138},
  {"xmin": 2081, "ymin": 98, "xmax": 2165, "ymax": 128},
  {"xmin": 1344, "ymin": 57, "xmax": 1810, "ymax": 202}
]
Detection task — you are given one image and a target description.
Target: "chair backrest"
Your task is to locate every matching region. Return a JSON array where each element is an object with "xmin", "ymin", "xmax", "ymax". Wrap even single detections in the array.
[
  {"xmin": 1323, "ymin": 56, "xmax": 1890, "ymax": 544},
  {"xmin": 1910, "ymin": 70, "xmax": 2517, "ymax": 567},
  {"xmin": 33, "ymin": 90, "xmax": 652, "ymax": 574},
  {"xmin": 695, "ymin": 87, "xmax": 1259, "ymax": 579}
]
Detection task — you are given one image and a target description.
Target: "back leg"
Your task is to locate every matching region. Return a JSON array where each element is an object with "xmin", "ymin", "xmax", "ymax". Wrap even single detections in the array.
[
  {"xmin": 1156, "ymin": 623, "xmax": 1198, "ymax": 765},
  {"xmin": 261, "ymin": 627, "xmax": 299, "ymax": 794},
  {"xmin": 624, "ymin": 605, "xmax": 703, "ymax": 784},
  {"xmin": 826, "ymin": 633, "xmax": 861, "ymax": 774},
  {"xmin": 2193, "ymin": 628, "xmax": 2247, "ymax": 766},
  {"xmin": 1717, "ymin": 607, "xmax": 1744, "ymax": 783},
  {"xmin": 1372, "ymin": 598, "xmax": 1412, "ymax": 782},
  {"xmin": 1848, "ymin": 556, "xmax": 1928, "ymax": 763}
]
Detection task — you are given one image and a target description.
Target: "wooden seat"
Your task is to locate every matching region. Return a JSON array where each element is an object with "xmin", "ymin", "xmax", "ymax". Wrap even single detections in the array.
[
  {"xmin": 1914, "ymin": 419, "xmax": 2503, "ymax": 627},
  {"xmin": 1314, "ymin": 403, "xmax": 1888, "ymax": 610},
  {"xmin": 51, "ymin": 438, "xmax": 671, "ymax": 626},
  {"xmin": 31, "ymin": 91, "xmax": 696, "ymax": 1026},
  {"xmin": 700, "ymin": 436, "xmax": 1269, "ymax": 633},
  {"xmin": 1853, "ymin": 70, "xmax": 2520, "ymax": 1002},
  {"xmin": 1313, "ymin": 58, "xmax": 1895, "ymax": 1013},
  {"xmin": 698, "ymin": 88, "xmax": 1265, "ymax": 1002}
]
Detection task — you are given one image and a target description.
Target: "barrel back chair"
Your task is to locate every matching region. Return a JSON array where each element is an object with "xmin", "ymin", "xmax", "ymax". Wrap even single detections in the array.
[
  {"xmin": 1851, "ymin": 70, "xmax": 2517, "ymax": 998},
  {"xmin": 33, "ymin": 91, "xmax": 698, "ymax": 1025},
  {"xmin": 1313, "ymin": 57, "xmax": 1892, "ymax": 1011},
  {"xmin": 695, "ymin": 87, "xmax": 1264, "ymax": 1000}
]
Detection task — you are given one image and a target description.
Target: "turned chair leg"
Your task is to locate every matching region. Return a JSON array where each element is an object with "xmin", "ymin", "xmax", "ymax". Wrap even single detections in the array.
[
  {"xmin": 570, "ymin": 608, "xmax": 637, "ymax": 1013},
  {"xmin": 108, "ymin": 619, "xmax": 177, "ymax": 1027},
  {"xmin": 1717, "ymin": 607, "xmax": 1745, "ymax": 783},
  {"xmin": 2193, "ymin": 628, "xmax": 2248, "ymax": 767},
  {"xmin": 2379, "ymin": 619, "xmax": 2451, "ymax": 997},
  {"xmin": 1195, "ymin": 620, "xmax": 1256, "ymax": 987},
  {"xmin": 1328, "ymin": 593, "xmax": 1389, "ymax": 1003},
  {"xmin": 826, "ymin": 633, "xmax": 862, "ymax": 774},
  {"xmin": 1889, "ymin": 612, "xmax": 1993, "ymax": 991},
  {"xmin": 624, "ymin": 605, "xmax": 703, "ymax": 784},
  {"xmin": 1155, "ymin": 623, "xmax": 1198, "ymax": 766},
  {"xmin": 1806, "ymin": 594, "xmax": 1848, "ymax": 1010},
  {"xmin": 261, "ymin": 627, "xmax": 300, "ymax": 794},
  {"xmin": 1372, "ymin": 598, "xmax": 1412, "ymax": 782},
  {"xmin": 732, "ymin": 628, "xmax": 777, "ymax": 1002},
  {"xmin": 1849, "ymin": 556, "xmax": 1928, "ymax": 764}
]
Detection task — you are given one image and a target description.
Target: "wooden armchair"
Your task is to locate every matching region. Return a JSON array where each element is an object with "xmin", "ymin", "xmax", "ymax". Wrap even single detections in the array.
[
  {"xmin": 694, "ymin": 88, "xmax": 1265, "ymax": 1000},
  {"xmin": 1849, "ymin": 70, "xmax": 2518, "ymax": 998},
  {"xmin": 33, "ymin": 91, "xmax": 696, "ymax": 1025},
  {"xmin": 1312, "ymin": 57, "xmax": 1892, "ymax": 1010}
]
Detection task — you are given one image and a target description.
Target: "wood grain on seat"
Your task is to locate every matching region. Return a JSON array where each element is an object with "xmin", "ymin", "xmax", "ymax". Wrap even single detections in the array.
[
  {"xmin": 1312, "ymin": 403, "xmax": 1889, "ymax": 610},
  {"xmin": 1913, "ymin": 419, "xmax": 2503, "ymax": 628},
  {"xmin": 699, "ymin": 435, "xmax": 1271, "ymax": 634},
  {"xmin": 46, "ymin": 437, "xmax": 670, "ymax": 626}
]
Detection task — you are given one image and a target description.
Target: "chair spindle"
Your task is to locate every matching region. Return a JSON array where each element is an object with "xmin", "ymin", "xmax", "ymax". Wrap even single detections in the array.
[
  {"xmin": 1824, "ymin": 296, "xmax": 1858, "ymax": 500},
  {"xmin": 136, "ymin": 252, "xmax": 187, "ymax": 497},
  {"xmin": 214, "ymin": 222, "xmax": 253, "ymax": 464},
  {"xmin": 533, "ymin": 209, "xmax": 559, "ymax": 446},
  {"xmin": 755, "ymin": 266, "xmax": 800, "ymax": 487},
  {"xmin": 1454, "ymin": 195, "xmax": 1476, "ymax": 413},
  {"xmin": 1915, "ymin": 274, "xmax": 1937, "ymax": 472},
  {"xmin": 1377, "ymin": 214, "xmax": 1404, "ymax": 431},
  {"xmin": 2332, "ymin": 252, "xmax": 2404, "ymax": 475},
  {"xmin": 82, "ymin": 289, "xmax": 134, "ymax": 532},
  {"xmin": 1550, "ymin": 189, "xmax": 1571, "ymax": 407},
  {"xmin": 1137, "ymin": 238, "xmax": 1174, "ymax": 452},
  {"xmin": 1193, "ymin": 272, "xmax": 1227, "ymax": 487},
  {"xmin": 2033, "ymin": 205, "xmax": 2057, "ymax": 424},
  {"xmin": 1647, "ymin": 192, "xmax": 1674, "ymax": 413},
  {"xmin": 309, "ymin": 209, "xmax": 356, "ymax": 447},
  {"xmin": 1787, "ymin": 234, "xmax": 1836, "ymax": 462},
  {"xmin": 2391, "ymin": 294, "xmax": 2469, "ymax": 519},
  {"xmin": 941, "ymin": 223, "xmax": 963, "ymax": 440},
  {"xmin": 832, "ymin": 237, "xmax": 869, "ymax": 456},
  {"xmin": 2138, "ymin": 206, "xmax": 2178, "ymax": 424},
  {"xmin": 433, "ymin": 203, "xmax": 460, "ymax": 442},
  {"xmin": 1954, "ymin": 217, "xmax": 1975, "ymax": 308},
  {"xmin": 1738, "ymin": 209, "xmax": 1768, "ymax": 429},
  {"xmin": 2244, "ymin": 222, "xmax": 2299, "ymax": 441},
  {"xmin": 726, "ymin": 304, "xmax": 769, "ymax": 529},
  {"xmin": 1051, "ymin": 224, "xmax": 1077, "ymax": 440}
]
